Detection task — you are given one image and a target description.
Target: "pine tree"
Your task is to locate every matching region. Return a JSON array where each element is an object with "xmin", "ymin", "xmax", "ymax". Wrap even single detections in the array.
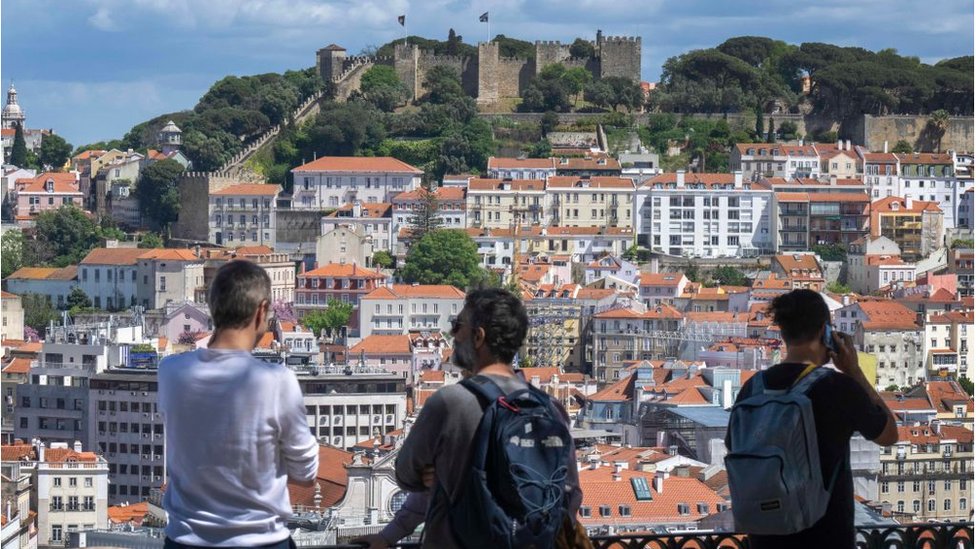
[
  {"xmin": 766, "ymin": 116, "xmax": 776, "ymax": 143},
  {"xmin": 406, "ymin": 187, "xmax": 443, "ymax": 241},
  {"xmin": 10, "ymin": 123, "xmax": 28, "ymax": 167}
]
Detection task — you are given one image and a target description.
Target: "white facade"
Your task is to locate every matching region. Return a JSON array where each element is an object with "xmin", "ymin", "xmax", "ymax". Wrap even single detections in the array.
[
  {"xmin": 33, "ymin": 443, "xmax": 110, "ymax": 547},
  {"xmin": 896, "ymin": 153, "xmax": 974, "ymax": 229},
  {"xmin": 208, "ymin": 185, "xmax": 279, "ymax": 248},
  {"xmin": 321, "ymin": 202, "xmax": 394, "ymax": 252},
  {"xmin": 299, "ymin": 371, "xmax": 408, "ymax": 450},
  {"xmin": 637, "ymin": 171, "xmax": 773, "ymax": 258},
  {"xmin": 359, "ymin": 285, "xmax": 465, "ymax": 338},
  {"xmin": 291, "ymin": 157, "xmax": 422, "ymax": 209}
]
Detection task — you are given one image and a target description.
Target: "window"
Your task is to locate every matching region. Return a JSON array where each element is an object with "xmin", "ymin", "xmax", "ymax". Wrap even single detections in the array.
[
  {"xmin": 961, "ymin": 498, "xmax": 968, "ymax": 511},
  {"xmin": 51, "ymin": 525, "xmax": 62, "ymax": 543},
  {"xmin": 928, "ymin": 499, "xmax": 936, "ymax": 512},
  {"xmin": 54, "ymin": 477, "xmax": 62, "ymax": 487},
  {"xmin": 599, "ymin": 505, "xmax": 611, "ymax": 517},
  {"xmin": 618, "ymin": 505, "xmax": 631, "ymax": 517},
  {"xmin": 579, "ymin": 507, "xmax": 591, "ymax": 518},
  {"xmin": 944, "ymin": 499, "xmax": 952, "ymax": 511}
]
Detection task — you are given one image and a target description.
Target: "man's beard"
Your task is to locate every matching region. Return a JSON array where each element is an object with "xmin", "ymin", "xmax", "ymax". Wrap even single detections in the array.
[{"xmin": 451, "ymin": 337, "xmax": 478, "ymax": 371}]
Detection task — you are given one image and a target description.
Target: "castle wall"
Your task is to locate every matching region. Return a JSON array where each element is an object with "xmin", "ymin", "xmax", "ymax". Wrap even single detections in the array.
[
  {"xmin": 416, "ymin": 52, "xmax": 468, "ymax": 100},
  {"xmin": 535, "ymin": 41, "xmax": 572, "ymax": 73},
  {"xmin": 172, "ymin": 173, "xmax": 239, "ymax": 242},
  {"xmin": 599, "ymin": 36, "xmax": 641, "ymax": 81},
  {"xmin": 860, "ymin": 115, "xmax": 974, "ymax": 153},
  {"xmin": 477, "ymin": 42, "xmax": 500, "ymax": 105},
  {"xmin": 497, "ymin": 58, "xmax": 533, "ymax": 98},
  {"xmin": 394, "ymin": 44, "xmax": 420, "ymax": 100}
]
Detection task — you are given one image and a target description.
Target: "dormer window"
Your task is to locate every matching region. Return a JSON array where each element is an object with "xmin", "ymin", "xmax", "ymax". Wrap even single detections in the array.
[{"xmin": 45, "ymin": 179, "xmax": 54, "ymax": 192}]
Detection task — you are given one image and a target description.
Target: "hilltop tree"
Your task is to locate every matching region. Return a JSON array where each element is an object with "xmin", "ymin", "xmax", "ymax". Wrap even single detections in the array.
[
  {"xmin": 520, "ymin": 64, "xmax": 573, "ymax": 113},
  {"xmin": 26, "ymin": 206, "xmax": 125, "ymax": 267},
  {"xmin": 39, "ymin": 134, "xmax": 73, "ymax": 170},
  {"xmin": 561, "ymin": 67, "xmax": 592, "ymax": 106},
  {"xmin": 539, "ymin": 111, "xmax": 560, "ymax": 137},
  {"xmin": 569, "ymin": 38, "xmax": 595, "ymax": 59},
  {"xmin": 137, "ymin": 158, "xmax": 185, "ymax": 232},
  {"xmin": 402, "ymin": 229, "xmax": 490, "ymax": 289},
  {"xmin": 358, "ymin": 65, "xmax": 411, "ymax": 112},
  {"xmin": 422, "ymin": 65, "xmax": 465, "ymax": 104},
  {"xmin": 711, "ymin": 266, "xmax": 747, "ymax": 286},
  {"xmin": 10, "ymin": 123, "xmax": 28, "ymax": 167},
  {"xmin": 927, "ymin": 109, "xmax": 950, "ymax": 152},
  {"xmin": 892, "ymin": 140, "xmax": 913, "ymax": 154},
  {"xmin": 766, "ymin": 116, "xmax": 775, "ymax": 142},
  {"xmin": 1, "ymin": 230, "xmax": 23, "ymax": 278},
  {"xmin": 407, "ymin": 187, "xmax": 443, "ymax": 240}
]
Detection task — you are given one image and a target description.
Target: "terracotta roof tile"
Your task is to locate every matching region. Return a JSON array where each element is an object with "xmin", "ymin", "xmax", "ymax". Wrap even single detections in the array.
[
  {"xmin": 301, "ymin": 263, "xmax": 386, "ymax": 279},
  {"xmin": 577, "ymin": 467, "xmax": 725, "ymax": 525},
  {"xmin": 363, "ymin": 284, "xmax": 465, "ymax": 300},
  {"xmin": 81, "ymin": 248, "xmax": 148, "ymax": 266},
  {"xmin": 349, "ymin": 334, "xmax": 411, "ymax": 355},
  {"xmin": 487, "ymin": 157, "xmax": 556, "ymax": 170},
  {"xmin": 14, "ymin": 172, "xmax": 81, "ymax": 194},
  {"xmin": 287, "ymin": 444, "xmax": 355, "ymax": 509},
  {"xmin": 210, "ymin": 183, "xmax": 281, "ymax": 196},
  {"xmin": 107, "ymin": 502, "xmax": 149, "ymax": 524},
  {"xmin": 546, "ymin": 176, "xmax": 634, "ymax": 189},
  {"xmin": 467, "ymin": 178, "xmax": 546, "ymax": 192},
  {"xmin": 2, "ymin": 358, "xmax": 32, "ymax": 374},
  {"xmin": 293, "ymin": 156, "xmax": 423, "ymax": 174}
]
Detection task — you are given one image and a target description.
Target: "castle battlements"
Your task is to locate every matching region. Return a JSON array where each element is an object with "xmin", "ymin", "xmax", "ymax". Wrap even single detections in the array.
[{"xmin": 318, "ymin": 30, "xmax": 641, "ymax": 105}]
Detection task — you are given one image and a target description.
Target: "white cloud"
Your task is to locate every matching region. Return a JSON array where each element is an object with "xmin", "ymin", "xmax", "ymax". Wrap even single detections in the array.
[{"xmin": 87, "ymin": 7, "xmax": 117, "ymax": 31}]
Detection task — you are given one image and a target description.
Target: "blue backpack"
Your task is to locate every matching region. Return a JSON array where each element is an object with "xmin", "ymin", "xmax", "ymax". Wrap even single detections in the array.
[
  {"xmin": 440, "ymin": 374, "xmax": 573, "ymax": 549},
  {"xmin": 725, "ymin": 366, "xmax": 843, "ymax": 535}
]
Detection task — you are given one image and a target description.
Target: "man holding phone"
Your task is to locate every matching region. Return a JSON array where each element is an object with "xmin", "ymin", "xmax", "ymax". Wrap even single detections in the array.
[{"xmin": 726, "ymin": 289, "xmax": 898, "ymax": 548}]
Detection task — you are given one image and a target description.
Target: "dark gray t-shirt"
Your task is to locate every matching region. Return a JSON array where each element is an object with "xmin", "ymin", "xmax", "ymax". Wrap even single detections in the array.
[{"xmin": 395, "ymin": 374, "xmax": 581, "ymax": 548}]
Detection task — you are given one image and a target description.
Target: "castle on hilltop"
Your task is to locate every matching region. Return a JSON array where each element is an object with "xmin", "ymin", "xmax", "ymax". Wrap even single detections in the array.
[{"xmin": 317, "ymin": 30, "xmax": 641, "ymax": 105}]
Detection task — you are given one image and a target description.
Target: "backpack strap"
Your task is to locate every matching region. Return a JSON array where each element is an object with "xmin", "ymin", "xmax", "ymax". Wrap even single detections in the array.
[
  {"xmin": 789, "ymin": 365, "xmax": 830, "ymax": 395},
  {"xmin": 460, "ymin": 374, "xmax": 508, "ymax": 410}
]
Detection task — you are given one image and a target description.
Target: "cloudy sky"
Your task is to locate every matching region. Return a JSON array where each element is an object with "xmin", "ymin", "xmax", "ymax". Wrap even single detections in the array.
[{"xmin": 2, "ymin": 0, "xmax": 972, "ymax": 146}]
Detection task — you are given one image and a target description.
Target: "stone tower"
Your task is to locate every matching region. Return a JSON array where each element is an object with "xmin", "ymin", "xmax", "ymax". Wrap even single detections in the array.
[
  {"xmin": 2, "ymin": 83, "xmax": 26, "ymax": 130},
  {"xmin": 477, "ymin": 42, "xmax": 500, "ymax": 105},
  {"xmin": 157, "ymin": 120, "xmax": 182, "ymax": 155},
  {"xmin": 317, "ymin": 44, "xmax": 347, "ymax": 82},
  {"xmin": 597, "ymin": 34, "xmax": 642, "ymax": 81}
]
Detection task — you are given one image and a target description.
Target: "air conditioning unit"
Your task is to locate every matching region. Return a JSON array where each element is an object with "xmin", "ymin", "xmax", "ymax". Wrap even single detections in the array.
[
  {"xmin": 153, "ymin": 475, "xmax": 162, "ymax": 481},
  {"xmin": 142, "ymin": 392, "xmax": 149, "ymax": 397},
  {"xmin": 142, "ymin": 433, "xmax": 148, "ymax": 439},
  {"xmin": 153, "ymin": 454, "xmax": 161, "ymax": 460},
  {"xmin": 386, "ymin": 415, "xmax": 394, "ymax": 423},
  {"xmin": 143, "ymin": 413, "xmax": 149, "ymax": 418},
  {"xmin": 373, "ymin": 415, "xmax": 381, "ymax": 423},
  {"xmin": 130, "ymin": 391, "xmax": 136, "ymax": 396},
  {"xmin": 141, "ymin": 475, "xmax": 148, "ymax": 481},
  {"xmin": 142, "ymin": 454, "xmax": 150, "ymax": 460}
]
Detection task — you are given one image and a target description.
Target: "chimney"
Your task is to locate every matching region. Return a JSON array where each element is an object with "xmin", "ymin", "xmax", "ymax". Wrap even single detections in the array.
[
  {"xmin": 668, "ymin": 445, "xmax": 678, "ymax": 456},
  {"xmin": 353, "ymin": 200, "xmax": 363, "ymax": 218},
  {"xmin": 654, "ymin": 470, "xmax": 668, "ymax": 493},
  {"xmin": 931, "ymin": 420, "xmax": 941, "ymax": 435},
  {"xmin": 842, "ymin": 295, "xmax": 850, "ymax": 306},
  {"xmin": 73, "ymin": 440, "xmax": 82, "ymax": 453},
  {"xmin": 798, "ymin": 137, "xmax": 804, "ymax": 146},
  {"xmin": 845, "ymin": 139, "xmax": 852, "ymax": 151},
  {"xmin": 675, "ymin": 169, "xmax": 685, "ymax": 187},
  {"xmin": 733, "ymin": 170, "xmax": 743, "ymax": 188},
  {"xmin": 837, "ymin": 139, "xmax": 843, "ymax": 150},
  {"xmin": 883, "ymin": 141, "xmax": 889, "ymax": 153},
  {"xmin": 905, "ymin": 197, "xmax": 913, "ymax": 210}
]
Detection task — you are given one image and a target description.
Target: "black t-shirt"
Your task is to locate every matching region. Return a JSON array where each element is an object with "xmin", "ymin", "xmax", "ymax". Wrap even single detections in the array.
[{"xmin": 724, "ymin": 363, "xmax": 889, "ymax": 549}]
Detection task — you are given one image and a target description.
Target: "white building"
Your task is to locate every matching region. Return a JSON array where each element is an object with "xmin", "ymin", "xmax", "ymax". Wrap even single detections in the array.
[
  {"xmin": 637, "ymin": 171, "xmax": 773, "ymax": 258},
  {"xmin": 860, "ymin": 151, "xmax": 900, "ymax": 199},
  {"xmin": 1, "ymin": 291, "xmax": 25, "ymax": 341},
  {"xmin": 896, "ymin": 152, "xmax": 974, "ymax": 229},
  {"xmin": 359, "ymin": 284, "xmax": 465, "ymax": 338},
  {"xmin": 730, "ymin": 142, "xmax": 821, "ymax": 181},
  {"xmin": 79, "ymin": 248, "xmax": 203, "ymax": 311},
  {"xmin": 847, "ymin": 235, "xmax": 912, "ymax": 294},
  {"xmin": 208, "ymin": 183, "xmax": 280, "ymax": 248},
  {"xmin": 837, "ymin": 300, "xmax": 923, "ymax": 389},
  {"xmin": 391, "ymin": 186, "xmax": 467, "ymax": 230},
  {"xmin": 486, "ymin": 157, "xmax": 556, "ymax": 180},
  {"xmin": 320, "ymin": 202, "xmax": 394, "ymax": 252},
  {"xmin": 5, "ymin": 266, "xmax": 78, "ymax": 309},
  {"xmin": 291, "ymin": 157, "xmax": 422, "ymax": 209},
  {"xmin": 545, "ymin": 176, "xmax": 636, "ymax": 229}
]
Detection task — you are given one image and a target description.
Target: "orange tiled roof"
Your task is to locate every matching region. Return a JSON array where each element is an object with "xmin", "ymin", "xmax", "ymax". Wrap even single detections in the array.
[
  {"xmin": 393, "ymin": 187, "xmax": 465, "ymax": 201},
  {"xmin": 872, "ymin": 196, "xmax": 942, "ymax": 214},
  {"xmin": 107, "ymin": 502, "xmax": 149, "ymax": 524},
  {"xmin": 44, "ymin": 448, "xmax": 99, "ymax": 463},
  {"xmin": 137, "ymin": 249, "xmax": 201, "ymax": 261},
  {"xmin": 210, "ymin": 183, "xmax": 281, "ymax": 196},
  {"xmin": 301, "ymin": 263, "xmax": 386, "ymax": 279},
  {"xmin": 555, "ymin": 156, "xmax": 622, "ymax": 171},
  {"xmin": 577, "ymin": 467, "xmax": 725, "ymax": 525},
  {"xmin": 81, "ymin": 248, "xmax": 149, "ymax": 266},
  {"xmin": 0, "ymin": 444, "xmax": 34, "ymax": 461},
  {"xmin": 326, "ymin": 202, "xmax": 392, "ymax": 218},
  {"xmin": 639, "ymin": 273, "xmax": 685, "ymax": 287},
  {"xmin": 773, "ymin": 253, "xmax": 821, "ymax": 273},
  {"xmin": 642, "ymin": 173, "xmax": 737, "ymax": 188},
  {"xmin": 14, "ymin": 172, "xmax": 81, "ymax": 194},
  {"xmin": 858, "ymin": 301, "xmax": 917, "ymax": 330},
  {"xmin": 2, "ymin": 358, "xmax": 32, "ymax": 374},
  {"xmin": 7, "ymin": 267, "xmax": 59, "ymax": 280},
  {"xmin": 588, "ymin": 375, "xmax": 635, "ymax": 402},
  {"xmin": 895, "ymin": 152, "xmax": 953, "ymax": 165},
  {"xmin": 287, "ymin": 444, "xmax": 355, "ymax": 509},
  {"xmin": 1, "ymin": 291, "xmax": 20, "ymax": 298},
  {"xmin": 467, "ymin": 178, "xmax": 546, "ymax": 192},
  {"xmin": 293, "ymin": 156, "xmax": 423, "ymax": 174},
  {"xmin": 363, "ymin": 284, "xmax": 465, "ymax": 300},
  {"xmin": 806, "ymin": 192, "xmax": 870, "ymax": 203},
  {"xmin": 349, "ymin": 334, "xmax": 411, "ymax": 355}
]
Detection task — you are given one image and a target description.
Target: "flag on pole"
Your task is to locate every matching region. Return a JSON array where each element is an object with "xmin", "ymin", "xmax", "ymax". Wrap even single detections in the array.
[
  {"xmin": 397, "ymin": 15, "xmax": 406, "ymax": 26},
  {"xmin": 479, "ymin": 11, "xmax": 489, "ymax": 22}
]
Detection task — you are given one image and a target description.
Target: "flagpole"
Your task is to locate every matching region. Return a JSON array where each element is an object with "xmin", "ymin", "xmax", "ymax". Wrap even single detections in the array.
[{"xmin": 403, "ymin": 16, "xmax": 407, "ymax": 46}]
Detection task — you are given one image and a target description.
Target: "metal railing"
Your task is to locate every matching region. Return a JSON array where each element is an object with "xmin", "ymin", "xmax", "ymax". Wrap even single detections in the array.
[{"xmin": 315, "ymin": 522, "xmax": 973, "ymax": 549}]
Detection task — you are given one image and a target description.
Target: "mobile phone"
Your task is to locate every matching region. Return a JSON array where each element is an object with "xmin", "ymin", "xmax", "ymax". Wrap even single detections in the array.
[{"xmin": 823, "ymin": 323, "xmax": 838, "ymax": 353}]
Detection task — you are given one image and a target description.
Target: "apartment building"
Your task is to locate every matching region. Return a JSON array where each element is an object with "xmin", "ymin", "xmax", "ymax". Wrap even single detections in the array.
[
  {"xmin": 346, "ymin": 332, "xmax": 450, "ymax": 378},
  {"xmin": 208, "ymin": 183, "xmax": 280, "ymax": 248},
  {"xmin": 546, "ymin": 176, "xmax": 635, "ymax": 228},
  {"xmin": 391, "ymin": 186, "xmax": 466, "ymax": 229},
  {"xmin": 896, "ymin": 152, "xmax": 972, "ymax": 229},
  {"xmin": 359, "ymin": 284, "xmax": 465, "ymax": 338},
  {"xmin": 820, "ymin": 148, "xmax": 861, "ymax": 179},
  {"xmin": 554, "ymin": 155, "xmax": 622, "ymax": 177},
  {"xmin": 847, "ymin": 236, "xmax": 915, "ymax": 294},
  {"xmin": 200, "ymin": 246, "xmax": 296, "ymax": 303},
  {"xmin": 466, "ymin": 178, "xmax": 546, "ymax": 228},
  {"xmin": 771, "ymin": 253, "xmax": 825, "ymax": 291},
  {"xmin": 879, "ymin": 422, "xmax": 973, "ymax": 521},
  {"xmin": 11, "ymin": 172, "xmax": 83, "ymax": 225},
  {"xmin": 1, "ymin": 291, "xmax": 24, "ymax": 341},
  {"xmin": 959, "ymin": 187, "xmax": 974, "ymax": 232},
  {"xmin": 321, "ymin": 201, "xmax": 394, "ymax": 251},
  {"xmin": 78, "ymin": 248, "xmax": 203, "ymax": 311},
  {"xmin": 523, "ymin": 284, "xmax": 588, "ymax": 369},
  {"xmin": 923, "ymin": 311, "xmax": 973, "ymax": 380},
  {"xmin": 485, "ymin": 157, "xmax": 556, "ymax": 180},
  {"xmin": 88, "ymin": 369, "xmax": 164, "ymax": 504},
  {"xmin": 316, "ymin": 225, "xmax": 380, "ymax": 272},
  {"xmin": 5, "ymin": 266, "xmax": 78, "ymax": 309},
  {"xmin": 861, "ymin": 151, "xmax": 900, "ymax": 199},
  {"xmin": 730, "ymin": 143, "xmax": 821, "ymax": 181},
  {"xmin": 770, "ymin": 192, "xmax": 810, "ymax": 251},
  {"xmin": 637, "ymin": 273, "xmax": 689, "ymax": 307},
  {"xmin": 637, "ymin": 171, "xmax": 773, "ymax": 258},
  {"xmin": 2, "ymin": 441, "xmax": 109, "ymax": 549},
  {"xmin": 838, "ymin": 300, "xmax": 922, "ymax": 388},
  {"xmin": 298, "ymin": 369, "xmax": 408, "ymax": 450},
  {"xmin": 290, "ymin": 156, "xmax": 422, "ymax": 208},
  {"xmin": 590, "ymin": 305, "xmax": 685, "ymax": 382},
  {"xmin": 869, "ymin": 196, "xmax": 944, "ymax": 262},
  {"xmin": 294, "ymin": 263, "xmax": 387, "ymax": 317}
]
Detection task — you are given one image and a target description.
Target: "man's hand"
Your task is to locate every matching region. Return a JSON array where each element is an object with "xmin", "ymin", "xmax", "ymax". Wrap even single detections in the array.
[
  {"xmin": 350, "ymin": 534, "xmax": 389, "ymax": 549},
  {"xmin": 829, "ymin": 330, "xmax": 861, "ymax": 379},
  {"xmin": 422, "ymin": 465, "xmax": 435, "ymax": 489}
]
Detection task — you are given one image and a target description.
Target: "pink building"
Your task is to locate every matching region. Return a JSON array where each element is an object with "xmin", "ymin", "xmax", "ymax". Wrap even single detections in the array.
[{"xmin": 12, "ymin": 172, "xmax": 83, "ymax": 224}]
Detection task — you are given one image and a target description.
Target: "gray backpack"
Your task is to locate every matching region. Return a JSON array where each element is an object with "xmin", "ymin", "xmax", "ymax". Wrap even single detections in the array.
[{"xmin": 725, "ymin": 366, "xmax": 843, "ymax": 535}]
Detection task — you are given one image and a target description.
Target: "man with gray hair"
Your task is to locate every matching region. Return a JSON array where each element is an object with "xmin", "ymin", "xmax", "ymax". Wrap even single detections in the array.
[{"xmin": 159, "ymin": 260, "xmax": 318, "ymax": 548}]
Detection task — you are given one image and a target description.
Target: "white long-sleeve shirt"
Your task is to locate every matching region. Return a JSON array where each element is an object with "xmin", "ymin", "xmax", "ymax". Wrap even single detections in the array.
[{"xmin": 159, "ymin": 348, "xmax": 319, "ymax": 546}]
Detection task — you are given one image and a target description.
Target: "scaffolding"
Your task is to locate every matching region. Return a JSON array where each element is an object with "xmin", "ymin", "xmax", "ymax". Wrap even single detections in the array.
[{"xmin": 525, "ymin": 297, "xmax": 585, "ymax": 368}]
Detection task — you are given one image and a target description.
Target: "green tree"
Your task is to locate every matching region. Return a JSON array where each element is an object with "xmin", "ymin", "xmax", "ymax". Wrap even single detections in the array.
[
  {"xmin": 927, "ymin": 109, "xmax": 950, "ymax": 152},
  {"xmin": 302, "ymin": 299, "xmax": 354, "ymax": 335},
  {"xmin": 959, "ymin": 376, "xmax": 974, "ymax": 396},
  {"xmin": 39, "ymin": 134, "xmax": 73, "ymax": 169},
  {"xmin": 358, "ymin": 65, "xmax": 411, "ymax": 112},
  {"xmin": 1, "ymin": 230, "xmax": 23, "ymax": 278},
  {"xmin": 136, "ymin": 158, "xmax": 185, "ymax": 231},
  {"xmin": 569, "ymin": 38, "xmax": 595, "ymax": 59},
  {"xmin": 67, "ymin": 287, "xmax": 93, "ymax": 313},
  {"xmin": 827, "ymin": 280, "xmax": 852, "ymax": 294},
  {"xmin": 422, "ymin": 65, "xmax": 465, "ymax": 104},
  {"xmin": 560, "ymin": 67, "xmax": 592, "ymax": 106},
  {"xmin": 539, "ymin": 111, "xmax": 560, "ymax": 137},
  {"xmin": 766, "ymin": 116, "xmax": 776, "ymax": 142},
  {"xmin": 407, "ymin": 188, "xmax": 443, "ymax": 240},
  {"xmin": 524, "ymin": 139, "xmax": 551, "ymax": 159},
  {"xmin": 583, "ymin": 80, "xmax": 615, "ymax": 110},
  {"xmin": 813, "ymin": 243, "xmax": 846, "ymax": 261},
  {"xmin": 891, "ymin": 140, "xmax": 913, "ymax": 154},
  {"xmin": 754, "ymin": 108, "xmax": 764, "ymax": 140},
  {"xmin": 26, "ymin": 206, "xmax": 122, "ymax": 267},
  {"xmin": 138, "ymin": 232, "xmax": 165, "ymax": 249},
  {"xmin": 778, "ymin": 120, "xmax": 798, "ymax": 140},
  {"xmin": 372, "ymin": 250, "xmax": 394, "ymax": 269},
  {"xmin": 10, "ymin": 123, "xmax": 28, "ymax": 167},
  {"xmin": 521, "ymin": 65, "xmax": 573, "ymax": 113},
  {"xmin": 22, "ymin": 293, "xmax": 60, "ymax": 335},
  {"xmin": 884, "ymin": 384, "xmax": 901, "ymax": 393},
  {"xmin": 401, "ymin": 229, "xmax": 489, "ymax": 289},
  {"xmin": 711, "ymin": 266, "xmax": 747, "ymax": 286}
]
